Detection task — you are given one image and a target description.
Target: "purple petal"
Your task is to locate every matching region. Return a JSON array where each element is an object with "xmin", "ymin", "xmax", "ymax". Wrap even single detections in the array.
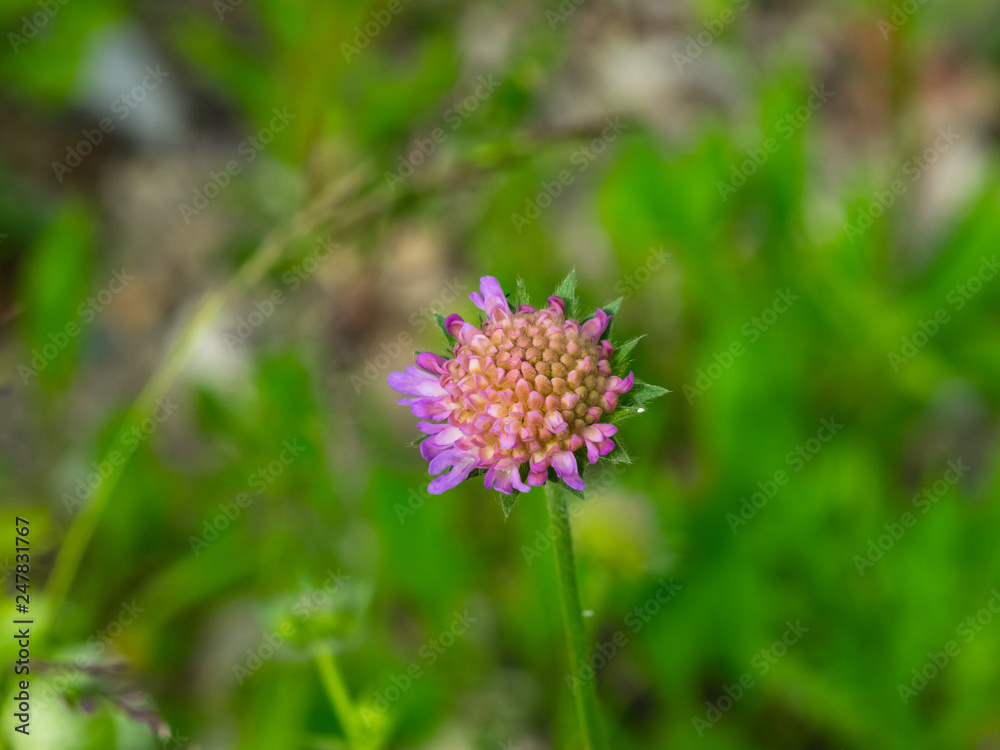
[
  {"xmin": 581, "ymin": 309, "xmax": 609, "ymax": 340},
  {"xmin": 470, "ymin": 276, "xmax": 510, "ymax": 317},
  {"xmin": 388, "ymin": 366, "xmax": 446, "ymax": 398},
  {"xmin": 446, "ymin": 314, "xmax": 465, "ymax": 337},
  {"xmin": 528, "ymin": 468, "xmax": 548, "ymax": 485},
  {"xmin": 551, "ymin": 451, "xmax": 585, "ymax": 491},
  {"xmin": 545, "ymin": 412, "xmax": 567, "ymax": 432},
  {"xmin": 608, "ymin": 372, "xmax": 634, "ymax": 395},
  {"xmin": 415, "ymin": 352, "xmax": 448, "ymax": 373},
  {"xmin": 484, "ymin": 466, "xmax": 530, "ymax": 495},
  {"xmin": 547, "ymin": 296, "xmax": 565, "ymax": 315},
  {"xmin": 428, "ymin": 456, "xmax": 477, "ymax": 494},
  {"xmin": 420, "ymin": 438, "xmax": 448, "ymax": 461},
  {"xmin": 511, "ymin": 467, "xmax": 531, "ymax": 492},
  {"xmin": 407, "ymin": 397, "xmax": 450, "ymax": 419},
  {"xmin": 429, "ymin": 449, "xmax": 466, "ymax": 475}
]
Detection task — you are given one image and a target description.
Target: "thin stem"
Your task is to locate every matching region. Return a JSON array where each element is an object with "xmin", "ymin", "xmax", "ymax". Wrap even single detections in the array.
[
  {"xmin": 314, "ymin": 643, "xmax": 363, "ymax": 749},
  {"xmin": 43, "ymin": 167, "xmax": 373, "ymax": 618},
  {"xmin": 545, "ymin": 482, "xmax": 608, "ymax": 750}
]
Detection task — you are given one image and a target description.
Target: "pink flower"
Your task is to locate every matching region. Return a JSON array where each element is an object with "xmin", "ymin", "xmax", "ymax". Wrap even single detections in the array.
[{"xmin": 389, "ymin": 276, "xmax": 635, "ymax": 495}]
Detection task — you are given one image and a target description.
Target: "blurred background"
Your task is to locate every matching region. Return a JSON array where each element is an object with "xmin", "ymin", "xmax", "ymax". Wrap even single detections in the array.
[{"xmin": 2, "ymin": 0, "xmax": 1000, "ymax": 748}]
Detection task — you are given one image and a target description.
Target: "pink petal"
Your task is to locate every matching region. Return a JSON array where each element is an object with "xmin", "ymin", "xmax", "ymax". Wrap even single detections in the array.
[
  {"xmin": 415, "ymin": 352, "xmax": 448, "ymax": 373},
  {"xmin": 551, "ymin": 451, "xmax": 585, "ymax": 491},
  {"xmin": 544, "ymin": 411, "xmax": 567, "ymax": 432},
  {"xmin": 388, "ymin": 366, "xmax": 446, "ymax": 398},
  {"xmin": 607, "ymin": 372, "xmax": 634, "ymax": 395},
  {"xmin": 406, "ymin": 397, "xmax": 450, "ymax": 419},
  {"xmin": 484, "ymin": 465, "xmax": 530, "ymax": 495},
  {"xmin": 445, "ymin": 314, "xmax": 465, "ymax": 337},
  {"xmin": 527, "ymin": 468, "xmax": 548, "ymax": 485},
  {"xmin": 428, "ymin": 456, "xmax": 477, "ymax": 494},
  {"xmin": 469, "ymin": 276, "xmax": 511, "ymax": 317},
  {"xmin": 581, "ymin": 309, "xmax": 609, "ymax": 340}
]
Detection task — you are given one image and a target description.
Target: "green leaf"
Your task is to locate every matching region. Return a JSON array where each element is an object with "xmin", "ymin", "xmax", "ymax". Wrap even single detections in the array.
[
  {"xmin": 434, "ymin": 311, "xmax": 458, "ymax": 347},
  {"xmin": 19, "ymin": 200, "xmax": 94, "ymax": 386},
  {"xmin": 553, "ymin": 269, "xmax": 578, "ymax": 318},
  {"xmin": 513, "ymin": 277, "xmax": 532, "ymax": 309}
]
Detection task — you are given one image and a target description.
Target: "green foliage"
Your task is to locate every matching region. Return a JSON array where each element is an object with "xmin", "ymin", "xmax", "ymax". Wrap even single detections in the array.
[{"xmin": 3, "ymin": 2, "xmax": 1000, "ymax": 750}]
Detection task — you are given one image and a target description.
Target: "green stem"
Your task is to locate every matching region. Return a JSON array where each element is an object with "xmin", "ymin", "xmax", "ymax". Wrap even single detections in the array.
[
  {"xmin": 545, "ymin": 482, "xmax": 608, "ymax": 750},
  {"xmin": 314, "ymin": 643, "xmax": 363, "ymax": 749},
  {"xmin": 43, "ymin": 168, "xmax": 376, "ymax": 618}
]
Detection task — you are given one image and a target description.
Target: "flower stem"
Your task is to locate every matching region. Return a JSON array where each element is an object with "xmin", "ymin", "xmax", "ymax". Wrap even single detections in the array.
[
  {"xmin": 314, "ymin": 643, "xmax": 364, "ymax": 749},
  {"xmin": 544, "ymin": 482, "xmax": 608, "ymax": 750}
]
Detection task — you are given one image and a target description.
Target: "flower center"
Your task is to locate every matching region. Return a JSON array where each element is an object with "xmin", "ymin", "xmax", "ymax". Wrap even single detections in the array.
[{"xmin": 442, "ymin": 309, "xmax": 616, "ymax": 463}]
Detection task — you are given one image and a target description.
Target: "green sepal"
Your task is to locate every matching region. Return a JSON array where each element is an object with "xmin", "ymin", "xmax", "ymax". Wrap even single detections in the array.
[
  {"xmin": 513, "ymin": 277, "xmax": 532, "ymax": 309},
  {"xmin": 611, "ymin": 335, "xmax": 644, "ymax": 372},
  {"xmin": 553, "ymin": 269, "xmax": 579, "ymax": 318},
  {"xmin": 604, "ymin": 440, "xmax": 632, "ymax": 465},
  {"xmin": 434, "ymin": 311, "xmax": 458, "ymax": 348},
  {"xmin": 601, "ymin": 296, "xmax": 623, "ymax": 317},
  {"xmin": 611, "ymin": 379, "xmax": 670, "ymax": 423},
  {"xmin": 499, "ymin": 491, "xmax": 519, "ymax": 519}
]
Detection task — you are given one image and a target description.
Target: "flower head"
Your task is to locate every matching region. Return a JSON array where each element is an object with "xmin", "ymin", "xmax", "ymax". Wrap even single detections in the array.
[{"xmin": 389, "ymin": 274, "xmax": 663, "ymax": 497}]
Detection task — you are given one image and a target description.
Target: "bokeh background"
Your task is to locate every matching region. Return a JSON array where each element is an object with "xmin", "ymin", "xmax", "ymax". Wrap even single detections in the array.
[{"xmin": 2, "ymin": 0, "xmax": 1000, "ymax": 748}]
